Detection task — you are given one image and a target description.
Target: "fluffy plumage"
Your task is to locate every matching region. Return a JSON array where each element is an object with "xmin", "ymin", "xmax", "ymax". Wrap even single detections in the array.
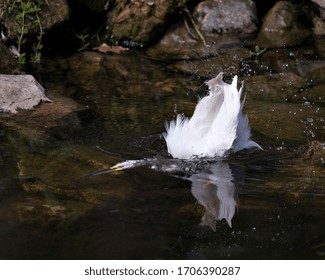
[{"xmin": 163, "ymin": 72, "xmax": 261, "ymax": 159}]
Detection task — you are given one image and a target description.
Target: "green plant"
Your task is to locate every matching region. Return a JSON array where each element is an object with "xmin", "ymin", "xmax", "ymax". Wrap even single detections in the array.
[
  {"xmin": 8, "ymin": 0, "xmax": 44, "ymax": 64},
  {"xmin": 76, "ymin": 33, "xmax": 90, "ymax": 52},
  {"xmin": 250, "ymin": 45, "xmax": 267, "ymax": 62},
  {"xmin": 183, "ymin": 6, "xmax": 207, "ymax": 47}
]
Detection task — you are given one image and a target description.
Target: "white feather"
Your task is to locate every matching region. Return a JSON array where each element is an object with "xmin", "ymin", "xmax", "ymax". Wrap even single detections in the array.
[{"xmin": 164, "ymin": 72, "xmax": 261, "ymax": 159}]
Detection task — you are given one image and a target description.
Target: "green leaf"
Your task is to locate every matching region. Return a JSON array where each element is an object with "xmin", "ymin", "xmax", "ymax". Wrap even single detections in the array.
[
  {"xmin": 16, "ymin": 13, "xmax": 24, "ymax": 23},
  {"xmin": 18, "ymin": 53, "xmax": 26, "ymax": 64}
]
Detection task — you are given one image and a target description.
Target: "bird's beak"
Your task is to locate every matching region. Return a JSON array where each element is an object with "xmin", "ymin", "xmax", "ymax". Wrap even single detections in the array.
[{"xmin": 110, "ymin": 164, "xmax": 122, "ymax": 170}]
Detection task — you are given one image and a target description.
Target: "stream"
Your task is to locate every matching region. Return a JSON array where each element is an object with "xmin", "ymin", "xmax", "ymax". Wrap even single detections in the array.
[{"xmin": 0, "ymin": 49, "xmax": 324, "ymax": 259}]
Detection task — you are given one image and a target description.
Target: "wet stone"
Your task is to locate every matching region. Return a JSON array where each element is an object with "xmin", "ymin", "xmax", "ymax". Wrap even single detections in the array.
[
  {"xmin": 296, "ymin": 141, "xmax": 325, "ymax": 166},
  {"xmin": 243, "ymin": 73, "xmax": 306, "ymax": 102},
  {"xmin": 67, "ymin": 50, "xmax": 202, "ymax": 99},
  {"xmin": 257, "ymin": 48, "xmax": 316, "ymax": 75},
  {"xmin": 248, "ymin": 100, "xmax": 325, "ymax": 145},
  {"xmin": 292, "ymin": 84, "xmax": 325, "ymax": 106},
  {"xmin": 255, "ymin": 1, "xmax": 311, "ymax": 48},
  {"xmin": 0, "ymin": 90, "xmax": 86, "ymax": 143},
  {"xmin": 297, "ymin": 60, "xmax": 325, "ymax": 83},
  {"xmin": 168, "ymin": 48, "xmax": 251, "ymax": 78}
]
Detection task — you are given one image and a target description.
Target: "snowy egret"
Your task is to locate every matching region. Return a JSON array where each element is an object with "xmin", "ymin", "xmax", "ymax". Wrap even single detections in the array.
[
  {"xmin": 163, "ymin": 72, "xmax": 261, "ymax": 159},
  {"xmin": 92, "ymin": 73, "xmax": 260, "ymax": 230}
]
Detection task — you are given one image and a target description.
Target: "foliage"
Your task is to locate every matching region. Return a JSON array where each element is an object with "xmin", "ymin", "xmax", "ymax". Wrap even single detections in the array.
[
  {"xmin": 8, "ymin": 0, "xmax": 44, "ymax": 64},
  {"xmin": 76, "ymin": 33, "xmax": 90, "ymax": 52},
  {"xmin": 250, "ymin": 45, "xmax": 267, "ymax": 62},
  {"xmin": 183, "ymin": 6, "xmax": 207, "ymax": 47}
]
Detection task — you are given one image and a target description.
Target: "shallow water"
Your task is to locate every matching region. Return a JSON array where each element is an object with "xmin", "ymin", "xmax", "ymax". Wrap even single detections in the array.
[{"xmin": 0, "ymin": 51, "xmax": 324, "ymax": 259}]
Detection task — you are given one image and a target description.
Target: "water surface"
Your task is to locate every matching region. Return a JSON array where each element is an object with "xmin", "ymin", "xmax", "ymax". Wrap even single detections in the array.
[{"xmin": 0, "ymin": 50, "xmax": 324, "ymax": 259}]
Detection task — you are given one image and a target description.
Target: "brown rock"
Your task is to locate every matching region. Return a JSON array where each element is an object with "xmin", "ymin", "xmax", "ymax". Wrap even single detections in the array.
[
  {"xmin": 147, "ymin": 0, "xmax": 258, "ymax": 60},
  {"xmin": 168, "ymin": 48, "xmax": 251, "ymax": 78},
  {"xmin": 0, "ymin": 42, "xmax": 19, "ymax": 74},
  {"xmin": 256, "ymin": 1, "xmax": 311, "ymax": 48},
  {"xmin": 0, "ymin": 0, "xmax": 69, "ymax": 40},
  {"xmin": 107, "ymin": 0, "xmax": 187, "ymax": 44}
]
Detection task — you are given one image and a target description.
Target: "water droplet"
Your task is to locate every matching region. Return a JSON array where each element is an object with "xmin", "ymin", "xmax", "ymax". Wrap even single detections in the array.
[{"xmin": 307, "ymin": 129, "xmax": 316, "ymax": 138}]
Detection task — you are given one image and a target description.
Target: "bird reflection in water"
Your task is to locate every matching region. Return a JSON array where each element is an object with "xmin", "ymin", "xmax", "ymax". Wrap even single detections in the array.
[
  {"xmin": 189, "ymin": 161, "xmax": 244, "ymax": 231},
  {"xmin": 95, "ymin": 158, "xmax": 244, "ymax": 230}
]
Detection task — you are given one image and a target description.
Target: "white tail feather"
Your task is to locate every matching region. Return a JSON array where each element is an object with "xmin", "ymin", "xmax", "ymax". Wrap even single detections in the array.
[{"xmin": 164, "ymin": 72, "xmax": 261, "ymax": 159}]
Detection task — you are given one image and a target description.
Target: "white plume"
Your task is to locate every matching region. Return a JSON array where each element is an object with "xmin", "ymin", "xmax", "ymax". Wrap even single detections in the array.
[{"xmin": 164, "ymin": 72, "xmax": 261, "ymax": 159}]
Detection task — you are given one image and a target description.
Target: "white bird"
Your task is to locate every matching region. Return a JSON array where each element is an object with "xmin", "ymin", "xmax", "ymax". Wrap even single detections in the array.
[{"xmin": 163, "ymin": 72, "xmax": 261, "ymax": 159}]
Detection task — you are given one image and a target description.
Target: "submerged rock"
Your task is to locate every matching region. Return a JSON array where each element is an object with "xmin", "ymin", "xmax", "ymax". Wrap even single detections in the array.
[
  {"xmin": 255, "ymin": 1, "xmax": 311, "ymax": 48},
  {"xmin": 168, "ymin": 48, "xmax": 251, "ymax": 78},
  {"xmin": 67, "ymin": 50, "xmax": 200, "ymax": 97},
  {"xmin": 298, "ymin": 141, "xmax": 325, "ymax": 166},
  {"xmin": 256, "ymin": 48, "xmax": 315, "ymax": 74},
  {"xmin": 0, "ymin": 75, "xmax": 51, "ymax": 113},
  {"xmin": 0, "ymin": 90, "xmax": 86, "ymax": 142},
  {"xmin": 243, "ymin": 73, "xmax": 306, "ymax": 102},
  {"xmin": 297, "ymin": 59, "xmax": 325, "ymax": 83}
]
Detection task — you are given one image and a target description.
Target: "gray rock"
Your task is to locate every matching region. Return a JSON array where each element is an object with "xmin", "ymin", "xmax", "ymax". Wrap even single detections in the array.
[
  {"xmin": 0, "ymin": 75, "xmax": 51, "ymax": 113},
  {"xmin": 193, "ymin": 0, "xmax": 258, "ymax": 35}
]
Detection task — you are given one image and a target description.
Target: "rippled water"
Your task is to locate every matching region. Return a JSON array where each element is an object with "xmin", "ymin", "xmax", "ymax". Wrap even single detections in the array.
[{"xmin": 0, "ymin": 51, "xmax": 324, "ymax": 259}]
